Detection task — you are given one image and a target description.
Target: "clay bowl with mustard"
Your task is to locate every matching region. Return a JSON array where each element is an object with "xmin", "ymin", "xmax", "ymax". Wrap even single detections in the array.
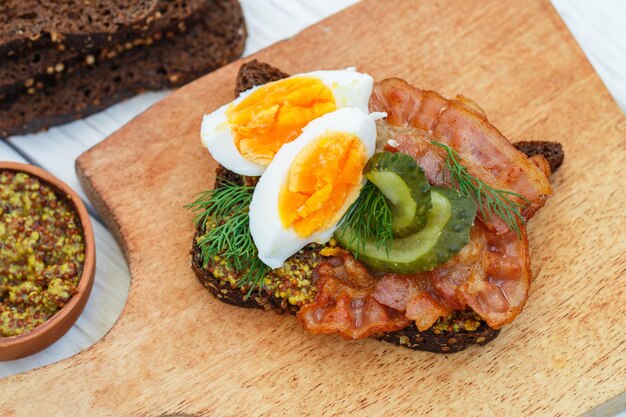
[{"xmin": 0, "ymin": 161, "xmax": 95, "ymax": 361}]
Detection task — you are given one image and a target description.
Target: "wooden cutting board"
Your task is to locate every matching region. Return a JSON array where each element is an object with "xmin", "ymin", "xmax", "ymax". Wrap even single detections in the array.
[{"xmin": 4, "ymin": 0, "xmax": 625, "ymax": 415}]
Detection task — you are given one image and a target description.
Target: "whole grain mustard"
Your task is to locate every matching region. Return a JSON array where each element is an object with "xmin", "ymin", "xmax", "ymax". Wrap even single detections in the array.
[{"xmin": 0, "ymin": 171, "xmax": 85, "ymax": 337}]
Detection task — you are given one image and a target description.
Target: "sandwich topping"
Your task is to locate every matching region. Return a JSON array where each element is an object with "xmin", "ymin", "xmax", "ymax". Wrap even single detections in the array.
[
  {"xmin": 191, "ymin": 69, "xmax": 555, "ymax": 343},
  {"xmin": 335, "ymin": 151, "xmax": 477, "ymax": 274},
  {"xmin": 300, "ymin": 220, "xmax": 531, "ymax": 339},
  {"xmin": 201, "ymin": 68, "xmax": 373, "ymax": 176},
  {"xmin": 248, "ymin": 108, "xmax": 381, "ymax": 269},
  {"xmin": 226, "ymin": 76, "xmax": 337, "ymax": 165},
  {"xmin": 371, "ymin": 78, "xmax": 552, "ymax": 233}
]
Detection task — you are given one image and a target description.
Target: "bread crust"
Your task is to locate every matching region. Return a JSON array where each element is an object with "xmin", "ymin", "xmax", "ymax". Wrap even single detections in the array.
[
  {"xmin": 0, "ymin": 0, "xmax": 213, "ymax": 99},
  {"xmin": 234, "ymin": 59, "xmax": 289, "ymax": 95},
  {"xmin": 0, "ymin": 0, "xmax": 246, "ymax": 138},
  {"xmin": 513, "ymin": 141, "xmax": 564, "ymax": 173},
  {"xmin": 0, "ymin": 0, "xmax": 211, "ymax": 56}
]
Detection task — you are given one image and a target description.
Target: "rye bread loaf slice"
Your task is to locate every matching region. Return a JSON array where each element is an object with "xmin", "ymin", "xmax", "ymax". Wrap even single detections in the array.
[
  {"xmin": 0, "ymin": 0, "xmax": 246, "ymax": 138},
  {"xmin": 189, "ymin": 60, "xmax": 505, "ymax": 353},
  {"xmin": 513, "ymin": 141, "xmax": 564, "ymax": 173},
  {"xmin": 0, "ymin": 0, "xmax": 212, "ymax": 100},
  {"xmin": 0, "ymin": 0, "xmax": 212, "ymax": 56},
  {"xmin": 191, "ymin": 220, "xmax": 501, "ymax": 354},
  {"xmin": 0, "ymin": 0, "xmax": 158, "ymax": 55}
]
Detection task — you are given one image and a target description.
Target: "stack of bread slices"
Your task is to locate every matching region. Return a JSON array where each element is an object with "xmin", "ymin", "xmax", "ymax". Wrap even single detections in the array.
[{"xmin": 0, "ymin": 0, "xmax": 247, "ymax": 138}]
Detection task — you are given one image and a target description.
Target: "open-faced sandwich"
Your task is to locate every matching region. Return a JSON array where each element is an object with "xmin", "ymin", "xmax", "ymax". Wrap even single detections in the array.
[{"xmin": 189, "ymin": 61, "xmax": 564, "ymax": 353}]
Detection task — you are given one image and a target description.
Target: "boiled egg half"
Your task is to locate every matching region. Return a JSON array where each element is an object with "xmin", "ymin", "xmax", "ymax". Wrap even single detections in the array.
[
  {"xmin": 201, "ymin": 68, "xmax": 373, "ymax": 176},
  {"xmin": 249, "ymin": 108, "xmax": 384, "ymax": 268}
]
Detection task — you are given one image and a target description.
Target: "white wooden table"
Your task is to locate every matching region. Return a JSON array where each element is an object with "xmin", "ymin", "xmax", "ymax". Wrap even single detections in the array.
[{"xmin": 0, "ymin": 0, "xmax": 624, "ymax": 399}]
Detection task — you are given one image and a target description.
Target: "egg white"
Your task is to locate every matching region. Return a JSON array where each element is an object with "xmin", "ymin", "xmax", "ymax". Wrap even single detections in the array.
[
  {"xmin": 249, "ymin": 108, "xmax": 384, "ymax": 269},
  {"xmin": 200, "ymin": 68, "xmax": 374, "ymax": 177}
]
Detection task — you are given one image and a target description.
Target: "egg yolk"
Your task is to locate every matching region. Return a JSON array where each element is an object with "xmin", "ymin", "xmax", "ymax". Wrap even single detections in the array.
[
  {"xmin": 279, "ymin": 131, "xmax": 368, "ymax": 237},
  {"xmin": 226, "ymin": 77, "xmax": 337, "ymax": 165}
]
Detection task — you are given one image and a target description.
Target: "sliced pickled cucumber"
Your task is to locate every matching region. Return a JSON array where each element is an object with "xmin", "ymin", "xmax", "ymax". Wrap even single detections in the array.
[
  {"xmin": 335, "ymin": 187, "xmax": 476, "ymax": 274},
  {"xmin": 365, "ymin": 152, "xmax": 431, "ymax": 237}
]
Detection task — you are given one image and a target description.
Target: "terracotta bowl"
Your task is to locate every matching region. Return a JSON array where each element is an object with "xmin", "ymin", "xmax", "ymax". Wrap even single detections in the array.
[{"xmin": 0, "ymin": 162, "xmax": 96, "ymax": 361}]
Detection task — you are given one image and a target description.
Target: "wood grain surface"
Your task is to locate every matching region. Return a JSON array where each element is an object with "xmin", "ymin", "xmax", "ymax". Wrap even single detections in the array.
[{"xmin": 3, "ymin": 0, "xmax": 625, "ymax": 415}]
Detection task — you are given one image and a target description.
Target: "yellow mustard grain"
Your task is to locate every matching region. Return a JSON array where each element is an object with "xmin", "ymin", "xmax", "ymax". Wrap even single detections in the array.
[{"xmin": 0, "ymin": 171, "xmax": 85, "ymax": 337}]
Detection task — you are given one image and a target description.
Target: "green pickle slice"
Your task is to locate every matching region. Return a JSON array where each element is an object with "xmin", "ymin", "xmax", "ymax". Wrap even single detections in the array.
[
  {"xmin": 336, "ymin": 187, "xmax": 476, "ymax": 274},
  {"xmin": 365, "ymin": 152, "xmax": 431, "ymax": 237}
]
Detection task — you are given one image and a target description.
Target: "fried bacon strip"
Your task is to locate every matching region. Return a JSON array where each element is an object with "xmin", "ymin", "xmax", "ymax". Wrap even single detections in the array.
[
  {"xmin": 297, "ymin": 221, "xmax": 531, "ymax": 339},
  {"xmin": 370, "ymin": 78, "xmax": 552, "ymax": 233},
  {"xmin": 297, "ymin": 253, "xmax": 412, "ymax": 339}
]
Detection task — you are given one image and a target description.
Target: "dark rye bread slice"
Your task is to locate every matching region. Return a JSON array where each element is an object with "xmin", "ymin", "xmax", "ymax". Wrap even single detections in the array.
[
  {"xmin": 190, "ymin": 60, "xmax": 502, "ymax": 353},
  {"xmin": 191, "ymin": 223, "xmax": 500, "ymax": 353},
  {"xmin": 513, "ymin": 141, "xmax": 564, "ymax": 173},
  {"xmin": 0, "ymin": 0, "xmax": 213, "ymax": 56},
  {"xmin": 0, "ymin": 0, "xmax": 212, "ymax": 100},
  {"xmin": 0, "ymin": 0, "xmax": 158, "ymax": 55},
  {"xmin": 234, "ymin": 60, "xmax": 289, "ymax": 95},
  {"xmin": 0, "ymin": 0, "xmax": 246, "ymax": 138},
  {"xmin": 192, "ymin": 61, "xmax": 565, "ymax": 352}
]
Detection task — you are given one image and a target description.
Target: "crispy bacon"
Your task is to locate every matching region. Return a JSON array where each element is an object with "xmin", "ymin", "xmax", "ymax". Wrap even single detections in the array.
[
  {"xmin": 297, "ymin": 252, "xmax": 412, "ymax": 339},
  {"xmin": 370, "ymin": 78, "xmax": 552, "ymax": 233},
  {"xmin": 372, "ymin": 274, "xmax": 452, "ymax": 331},
  {"xmin": 529, "ymin": 154, "xmax": 552, "ymax": 178},
  {"xmin": 430, "ymin": 222, "xmax": 531, "ymax": 328},
  {"xmin": 297, "ymin": 221, "xmax": 531, "ymax": 339}
]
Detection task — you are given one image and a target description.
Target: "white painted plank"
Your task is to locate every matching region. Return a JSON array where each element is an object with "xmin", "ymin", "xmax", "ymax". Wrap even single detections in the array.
[
  {"xmin": 240, "ymin": 0, "xmax": 359, "ymax": 56},
  {"xmin": 279, "ymin": 0, "xmax": 359, "ymax": 23},
  {"xmin": 82, "ymin": 112, "xmax": 123, "ymax": 138},
  {"xmin": 0, "ymin": 141, "xmax": 26, "ymax": 162}
]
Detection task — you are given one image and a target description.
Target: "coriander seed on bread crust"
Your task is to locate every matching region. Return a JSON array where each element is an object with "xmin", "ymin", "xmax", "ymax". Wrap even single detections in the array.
[
  {"xmin": 0, "ymin": 0, "xmax": 246, "ymax": 138},
  {"xmin": 0, "ymin": 0, "xmax": 212, "ymax": 100},
  {"xmin": 0, "ymin": 0, "xmax": 204, "ymax": 56}
]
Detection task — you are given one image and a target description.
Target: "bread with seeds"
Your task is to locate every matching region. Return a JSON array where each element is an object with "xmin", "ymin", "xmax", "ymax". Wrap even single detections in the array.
[
  {"xmin": 0, "ymin": 0, "xmax": 216, "ymax": 101},
  {"xmin": 0, "ymin": 0, "xmax": 246, "ymax": 138}
]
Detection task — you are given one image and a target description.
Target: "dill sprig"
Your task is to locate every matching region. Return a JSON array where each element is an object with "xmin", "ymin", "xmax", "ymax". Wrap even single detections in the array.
[
  {"xmin": 186, "ymin": 180, "xmax": 269, "ymax": 296},
  {"xmin": 337, "ymin": 181, "xmax": 394, "ymax": 258},
  {"xmin": 431, "ymin": 141, "xmax": 529, "ymax": 238}
]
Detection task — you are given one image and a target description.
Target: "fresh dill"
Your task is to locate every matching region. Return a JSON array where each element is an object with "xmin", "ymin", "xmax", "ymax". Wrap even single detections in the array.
[
  {"xmin": 186, "ymin": 180, "xmax": 269, "ymax": 296},
  {"xmin": 336, "ymin": 181, "xmax": 394, "ymax": 258},
  {"xmin": 431, "ymin": 141, "xmax": 528, "ymax": 238}
]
